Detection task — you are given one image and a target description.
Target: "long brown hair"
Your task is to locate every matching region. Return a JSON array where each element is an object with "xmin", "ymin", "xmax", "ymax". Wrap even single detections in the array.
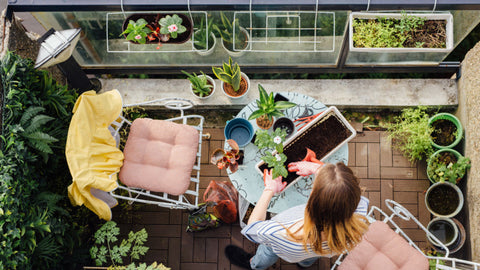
[{"xmin": 287, "ymin": 162, "xmax": 368, "ymax": 254}]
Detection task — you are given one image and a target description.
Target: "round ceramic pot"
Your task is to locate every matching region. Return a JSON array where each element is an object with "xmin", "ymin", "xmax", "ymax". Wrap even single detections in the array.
[
  {"xmin": 428, "ymin": 113, "xmax": 463, "ymax": 149},
  {"xmin": 221, "ymin": 27, "xmax": 250, "ymax": 57},
  {"xmin": 427, "ymin": 217, "xmax": 459, "ymax": 248},
  {"xmin": 189, "ymin": 74, "xmax": 215, "ymax": 100},
  {"xmin": 221, "ymin": 72, "xmax": 250, "ymax": 99},
  {"xmin": 425, "ymin": 181, "xmax": 464, "ymax": 218},
  {"xmin": 427, "ymin": 148, "xmax": 464, "ymax": 184},
  {"xmin": 224, "ymin": 118, "xmax": 254, "ymax": 147},
  {"xmin": 273, "ymin": 117, "xmax": 295, "ymax": 138},
  {"xmin": 194, "ymin": 32, "xmax": 216, "ymax": 56}
]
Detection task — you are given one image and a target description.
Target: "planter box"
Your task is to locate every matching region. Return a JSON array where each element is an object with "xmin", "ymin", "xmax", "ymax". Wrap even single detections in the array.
[
  {"xmin": 256, "ymin": 106, "xmax": 356, "ymax": 191},
  {"xmin": 349, "ymin": 12, "xmax": 453, "ymax": 52}
]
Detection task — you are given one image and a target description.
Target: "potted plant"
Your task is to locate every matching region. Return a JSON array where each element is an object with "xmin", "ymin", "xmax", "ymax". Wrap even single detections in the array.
[
  {"xmin": 213, "ymin": 12, "xmax": 250, "ymax": 57},
  {"xmin": 193, "ymin": 17, "xmax": 217, "ymax": 56},
  {"xmin": 383, "ymin": 106, "xmax": 435, "ymax": 164},
  {"xmin": 87, "ymin": 221, "xmax": 170, "ymax": 269},
  {"xmin": 426, "ymin": 217, "xmax": 459, "ymax": 251},
  {"xmin": 427, "ymin": 149, "xmax": 471, "ymax": 184},
  {"xmin": 349, "ymin": 11, "xmax": 453, "ymax": 52},
  {"xmin": 212, "ymin": 57, "xmax": 250, "ymax": 99},
  {"xmin": 247, "ymin": 84, "xmax": 296, "ymax": 130},
  {"xmin": 425, "ymin": 181, "xmax": 464, "ymax": 218},
  {"xmin": 428, "ymin": 112, "xmax": 463, "ymax": 149},
  {"xmin": 210, "ymin": 139, "xmax": 243, "ymax": 173},
  {"xmin": 256, "ymin": 106, "xmax": 356, "ymax": 188},
  {"xmin": 121, "ymin": 13, "xmax": 193, "ymax": 48},
  {"xmin": 254, "ymin": 128, "xmax": 289, "ymax": 179},
  {"xmin": 182, "ymin": 70, "xmax": 215, "ymax": 99}
]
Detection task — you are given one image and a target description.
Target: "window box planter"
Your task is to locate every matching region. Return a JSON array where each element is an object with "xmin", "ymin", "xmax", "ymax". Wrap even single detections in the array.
[
  {"xmin": 122, "ymin": 13, "xmax": 193, "ymax": 44},
  {"xmin": 428, "ymin": 113, "xmax": 463, "ymax": 149},
  {"xmin": 255, "ymin": 106, "xmax": 356, "ymax": 191},
  {"xmin": 349, "ymin": 12, "xmax": 453, "ymax": 52}
]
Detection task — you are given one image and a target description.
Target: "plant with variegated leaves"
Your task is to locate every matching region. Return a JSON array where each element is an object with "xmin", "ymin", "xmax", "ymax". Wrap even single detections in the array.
[
  {"xmin": 212, "ymin": 57, "xmax": 242, "ymax": 91},
  {"xmin": 210, "ymin": 139, "xmax": 242, "ymax": 173}
]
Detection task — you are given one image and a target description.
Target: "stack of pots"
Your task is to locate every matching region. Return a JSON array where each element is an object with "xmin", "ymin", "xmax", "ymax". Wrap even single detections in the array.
[{"xmin": 425, "ymin": 113, "xmax": 466, "ymax": 254}]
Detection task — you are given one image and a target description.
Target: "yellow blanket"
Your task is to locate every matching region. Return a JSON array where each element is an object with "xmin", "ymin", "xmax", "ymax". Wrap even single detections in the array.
[{"xmin": 66, "ymin": 90, "xmax": 124, "ymax": 220}]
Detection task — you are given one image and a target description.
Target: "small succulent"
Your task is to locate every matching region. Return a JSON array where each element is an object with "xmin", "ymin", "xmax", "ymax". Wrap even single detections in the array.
[
  {"xmin": 212, "ymin": 57, "xmax": 242, "ymax": 91},
  {"xmin": 182, "ymin": 71, "xmax": 214, "ymax": 98},
  {"xmin": 159, "ymin": 14, "xmax": 187, "ymax": 39}
]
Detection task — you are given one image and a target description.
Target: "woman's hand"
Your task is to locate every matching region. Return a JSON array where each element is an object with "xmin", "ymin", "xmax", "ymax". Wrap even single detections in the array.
[
  {"xmin": 263, "ymin": 169, "xmax": 287, "ymax": 194},
  {"xmin": 288, "ymin": 161, "xmax": 323, "ymax": 176}
]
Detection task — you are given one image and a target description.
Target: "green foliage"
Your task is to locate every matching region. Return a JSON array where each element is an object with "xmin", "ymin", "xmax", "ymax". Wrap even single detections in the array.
[
  {"xmin": 194, "ymin": 17, "xmax": 215, "ymax": 50},
  {"xmin": 254, "ymin": 128, "xmax": 289, "ymax": 178},
  {"xmin": 352, "ymin": 12, "xmax": 425, "ymax": 48},
  {"xmin": 120, "ymin": 19, "xmax": 152, "ymax": 44},
  {"xmin": 108, "ymin": 261, "xmax": 171, "ymax": 270},
  {"xmin": 159, "ymin": 14, "xmax": 187, "ymax": 39},
  {"xmin": 248, "ymin": 84, "xmax": 296, "ymax": 121},
  {"xmin": 0, "ymin": 51, "xmax": 87, "ymax": 269},
  {"xmin": 427, "ymin": 154, "xmax": 471, "ymax": 184},
  {"xmin": 90, "ymin": 221, "xmax": 150, "ymax": 268},
  {"xmin": 212, "ymin": 57, "xmax": 242, "ymax": 91},
  {"xmin": 182, "ymin": 71, "xmax": 214, "ymax": 97},
  {"xmin": 383, "ymin": 106, "xmax": 434, "ymax": 163},
  {"xmin": 212, "ymin": 12, "xmax": 247, "ymax": 50}
]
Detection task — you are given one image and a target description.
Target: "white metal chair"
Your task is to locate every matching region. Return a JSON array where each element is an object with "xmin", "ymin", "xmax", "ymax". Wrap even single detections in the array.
[
  {"xmin": 108, "ymin": 97, "xmax": 206, "ymax": 211},
  {"xmin": 331, "ymin": 199, "xmax": 480, "ymax": 270}
]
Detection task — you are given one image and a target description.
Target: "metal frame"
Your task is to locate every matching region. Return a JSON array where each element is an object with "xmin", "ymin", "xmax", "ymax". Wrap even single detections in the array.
[{"xmin": 108, "ymin": 97, "xmax": 205, "ymax": 210}]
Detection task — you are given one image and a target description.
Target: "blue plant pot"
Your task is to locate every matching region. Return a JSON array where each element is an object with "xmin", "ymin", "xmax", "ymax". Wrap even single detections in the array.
[{"xmin": 224, "ymin": 118, "xmax": 254, "ymax": 147}]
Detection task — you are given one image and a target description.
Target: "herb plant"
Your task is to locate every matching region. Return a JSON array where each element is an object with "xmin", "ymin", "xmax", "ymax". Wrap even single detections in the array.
[
  {"xmin": 248, "ymin": 84, "xmax": 296, "ymax": 121},
  {"xmin": 254, "ymin": 128, "xmax": 289, "ymax": 178},
  {"xmin": 120, "ymin": 18, "xmax": 152, "ymax": 44},
  {"xmin": 427, "ymin": 154, "xmax": 471, "ymax": 184},
  {"xmin": 383, "ymin": 106, "xmax": 434, "ymax": 163},
  {"xmin": 159, "ymin": 14, "xmax": 187, "ymax": 39},
  {"xmin": 212, "ymin": 57, "xmax": 242, "ymax": 91},
  {"xmin": 182, "ymin": 70, "xmax": 214, "ymax": 97}
]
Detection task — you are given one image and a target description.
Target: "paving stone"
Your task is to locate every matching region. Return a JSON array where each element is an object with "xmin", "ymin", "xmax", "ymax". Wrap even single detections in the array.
[
  {"xmin": 380, "ymin": 132, "xmax": 393, "ymax": 167},
  {"xmin": 355, "ymin": 143, "xmax": 368, "ymax": 166},
  {"xmin": 368, "ymin": 143, "xmax": 380, "ymax": 178}
]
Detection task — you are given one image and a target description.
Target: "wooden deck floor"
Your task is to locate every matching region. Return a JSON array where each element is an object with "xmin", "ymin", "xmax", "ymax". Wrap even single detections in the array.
[{"xmin": 113, "ymin": 127, "xmax": 432, "ymax": 270}]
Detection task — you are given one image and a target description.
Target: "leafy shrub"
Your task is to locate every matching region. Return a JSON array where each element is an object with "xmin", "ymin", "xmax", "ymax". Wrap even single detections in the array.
[{"xmin": 0, "ymin": 51, "xmax": 94, "ymax": 269}]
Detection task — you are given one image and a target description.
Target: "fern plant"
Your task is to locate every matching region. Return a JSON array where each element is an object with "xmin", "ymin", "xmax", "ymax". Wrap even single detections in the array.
[{"xmin": 212, "ymin": 57, "xmax": 242, "ymax": 91}]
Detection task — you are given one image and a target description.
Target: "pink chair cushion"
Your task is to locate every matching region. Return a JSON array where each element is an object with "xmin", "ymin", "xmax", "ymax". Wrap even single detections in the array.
[
  {"xmin": 119, "ymin": 118, "xmax": 199, "ymax": 195},
  {"xmin": 338, "ymin": 221, "xmax": 429, "ymax": 270}
]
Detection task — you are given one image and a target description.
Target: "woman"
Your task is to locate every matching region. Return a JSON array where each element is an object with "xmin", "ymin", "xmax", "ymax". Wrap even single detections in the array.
[{"xmin": 225, "ymin": 161, "xmax": 370, "ymax": 269}]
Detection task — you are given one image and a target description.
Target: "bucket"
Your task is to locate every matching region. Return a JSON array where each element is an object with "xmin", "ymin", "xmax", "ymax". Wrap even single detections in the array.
[{"xmin": 224, "ymin": 118, "xmax": 254, "ymax": 147}]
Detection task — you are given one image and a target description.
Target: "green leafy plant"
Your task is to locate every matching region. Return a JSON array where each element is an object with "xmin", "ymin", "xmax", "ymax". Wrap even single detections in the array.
[
  {"xmin": 248, "ymin": 84, "xmax": 296, "ymax": 121},
  {"xmin": 182, "ymin": 71, "xmax": 214, "ymax": 97},
  {"xmin": 194, "ymin": 17, "xmax": 215, "ymax": 50},
  {"xmin": 213, "ymin": 12, "xmax": 247, "ymax": 50},
  {"xmin": 352, "ymin": 12, "xmax": 427, "ymax": 48},
  {"xmin": 120, "ymin": 18, "xmax": 152, "ymax": 44},
  {"xmin": 90, "ymin": 221, "xmax": 161, "ymax": 269},
  {"xmin": 427, "ymin": 153, "xmax": 471, "ymax": 184},
  {"xmin": 159, "ymin": 14, "xmax": 187, "ymax": 39},
  {"xmin": 212, "ymin": 57, "xmax": 242, "ymax": 91},
  {"xmin": 254, "ymin": 128, "xmax": 289, "ymax": 178},
  {"xmin": 383, "ymin": 106, "xmax": 434, "ymax": 163}
]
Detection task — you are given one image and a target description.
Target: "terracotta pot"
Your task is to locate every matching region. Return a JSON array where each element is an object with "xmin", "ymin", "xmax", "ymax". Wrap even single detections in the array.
[
  {"xmin": 256, "ymin": 115, "xmax": 274, "ymax": 130},
  {"xmin": 221, "ymin": 72, "xmax": 250, "ymax": 99}
]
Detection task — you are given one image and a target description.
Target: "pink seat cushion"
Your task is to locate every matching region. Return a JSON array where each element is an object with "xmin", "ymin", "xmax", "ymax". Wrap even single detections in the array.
[
  {"xmin": 119, "ymin": 118, "xmax": 199, "ymax": 195},
  {"xmin": 338, "ymin": 221, "xmax": 429, "ymax": 270}
]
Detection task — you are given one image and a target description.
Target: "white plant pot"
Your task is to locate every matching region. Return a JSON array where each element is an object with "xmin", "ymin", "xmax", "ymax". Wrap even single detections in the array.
[
  {"xmin": 349, "ymin": 12, "xmax": 454, "ymax": 52},
  {"xmin": 425, "ymin": 181, "xmax": 464, "ymax": 218},
  {"xmin": 221, "ymin": 72, "xmax": 250, "ymax": 99},
  {"xmin": 221, "ymin": 27, "xmax": 251, "ymax": 57},
  {"xmin": 194, "ymin": 32, "xmax": 217, "ymax": 56},
  {"xmin": 189, "ymin": 74, "xmax": 216, "ymax": 99}
]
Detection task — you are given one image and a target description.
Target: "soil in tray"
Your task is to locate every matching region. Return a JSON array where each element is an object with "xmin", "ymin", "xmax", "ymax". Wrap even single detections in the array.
[
  {"xmin": 427, "ymin": 184, "xmax": 459, "ymax": 216},
  {"xmin": 259, "ymin": 114, "xmax": 352, "ymax": 185},
  {"xmin": 431, "ymin": 119, "xmax": 457, "ymax": 146}
]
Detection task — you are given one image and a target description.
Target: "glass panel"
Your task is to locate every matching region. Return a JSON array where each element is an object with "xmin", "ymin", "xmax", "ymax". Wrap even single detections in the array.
[{"xmin": 32, "ymin": 11, "xmax": 347, "ymax": 68}]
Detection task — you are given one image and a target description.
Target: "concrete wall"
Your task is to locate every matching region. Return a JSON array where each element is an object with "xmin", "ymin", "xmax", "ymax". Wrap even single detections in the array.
[{"xmin": 457, "ymin": 42, "xmax": 480, "ymax": 262}]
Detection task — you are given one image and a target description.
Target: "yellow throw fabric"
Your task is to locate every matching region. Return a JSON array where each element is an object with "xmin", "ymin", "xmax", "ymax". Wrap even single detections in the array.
[{"xmin": 66, "ymin": 90, "xmax": 124, "ymax": 220}]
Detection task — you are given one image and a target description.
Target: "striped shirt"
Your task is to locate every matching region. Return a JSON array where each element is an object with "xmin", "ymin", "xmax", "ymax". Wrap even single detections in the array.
[{"xmin": 241, "ymin": 196, "xmax": 369, "ymax": 263}]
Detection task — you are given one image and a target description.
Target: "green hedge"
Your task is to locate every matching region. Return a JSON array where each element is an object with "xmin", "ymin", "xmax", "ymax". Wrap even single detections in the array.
[{"xmin": 0, "ymin": 52, "xmax": 95, "ymax": 269}]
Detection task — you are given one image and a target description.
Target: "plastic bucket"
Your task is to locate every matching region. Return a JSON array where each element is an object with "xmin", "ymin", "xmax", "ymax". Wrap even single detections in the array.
[{"xmin": 224, "ymin": 118, "xmax": 254, "ymax": 147}]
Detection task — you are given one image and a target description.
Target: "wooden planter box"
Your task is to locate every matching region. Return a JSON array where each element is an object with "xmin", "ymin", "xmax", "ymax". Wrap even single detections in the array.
[
  {"xmin": 256, "ymin": 106, "xmax": 356, "ymax": 191},
  {"xmin": 122, "ymin": 13, "xmax": 193, "ymax": 44},
  {"xmin": 349, "ymin": 12, "xmax": 453, "ymax": 52}
]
